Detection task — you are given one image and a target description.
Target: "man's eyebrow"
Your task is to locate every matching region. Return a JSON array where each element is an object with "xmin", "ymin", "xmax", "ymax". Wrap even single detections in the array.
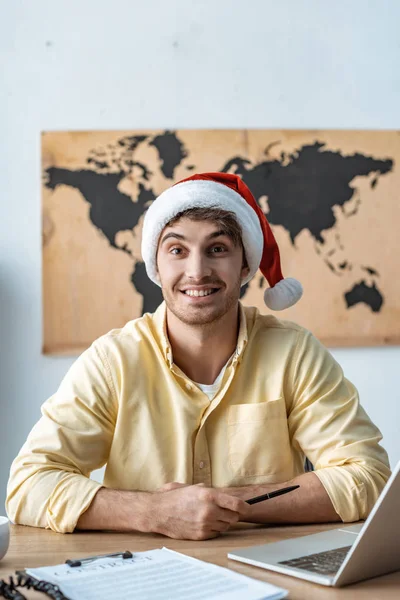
[
  {"xmin": 160, "ymin": 230, "xmax": 231, "ymax": 245},
  {"xmin": 160, "ymin": 232, "xmax": 186, "ymax": 245},
  {"xmin": 207, "ymin": 230, "xmax": 231, "ymax": 240}
]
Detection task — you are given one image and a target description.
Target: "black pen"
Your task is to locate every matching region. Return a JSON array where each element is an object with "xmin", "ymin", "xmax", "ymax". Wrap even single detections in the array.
[{"xmin": 245, "ymin": 484, "xmax": 300, "ymax": 505}]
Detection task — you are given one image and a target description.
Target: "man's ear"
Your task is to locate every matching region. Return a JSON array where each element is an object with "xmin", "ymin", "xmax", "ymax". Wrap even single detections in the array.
[
  {"xmin": 241, "ymin": 263, "xmax": 250, "ymax": 280},
  {"xmin": 241, "ymin": 247, "xmax": 250, "ymax": 281}
]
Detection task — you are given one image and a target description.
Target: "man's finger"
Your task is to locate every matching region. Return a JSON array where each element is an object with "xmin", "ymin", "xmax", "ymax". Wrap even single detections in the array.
[
  {"xmin": 213, "ymin": 520, "xmax": 232, "ymax": 533},
  {"xmin": 211, "ymin": 505, "xmax": 240, "ymax": 524},
  {"xmin": 213, "ymin": 492, "xmax": 251, "ymax": 517}
]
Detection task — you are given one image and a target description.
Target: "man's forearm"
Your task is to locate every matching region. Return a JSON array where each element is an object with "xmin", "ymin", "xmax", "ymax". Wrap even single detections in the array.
[
  {"xmin": 75, "ymin": 472, "xmax": 341, "ymax": 533},
  {"xmin": 220, "ymin": 472, "xmax": 341, "ymax": 524},
  {"xmin": 75, "ymin": 484, "xmax": 251, "ymax": 540},
  {"xmin": 76, "ymin": 488, "xmax": 153, "ymax": 532}
]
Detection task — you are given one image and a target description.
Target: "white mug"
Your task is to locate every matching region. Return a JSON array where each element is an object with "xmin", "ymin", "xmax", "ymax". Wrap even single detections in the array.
[{"xmin": 0, "ymin": 516, "xmax": 10, "ymax": 561}]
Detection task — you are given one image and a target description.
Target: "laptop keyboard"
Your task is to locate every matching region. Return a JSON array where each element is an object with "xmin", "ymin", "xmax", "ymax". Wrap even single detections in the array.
[{"xmin": 278, "ymin": 545, "xmax": 352, "ymax": 576}]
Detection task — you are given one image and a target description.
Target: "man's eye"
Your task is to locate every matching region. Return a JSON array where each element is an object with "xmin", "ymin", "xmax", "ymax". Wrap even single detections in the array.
[
  {"xmin": 170, "ymin": 247, "xmax": 182, "ymax": 255},
  {"xmin": 210, "ymin": 246, "xmax": 226, "ymax": 254}
]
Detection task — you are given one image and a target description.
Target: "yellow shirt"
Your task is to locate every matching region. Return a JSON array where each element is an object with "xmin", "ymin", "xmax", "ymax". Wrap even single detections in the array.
[{"xmin": 6, "ymin": 302, "xmax": 390, "ymax": 533}]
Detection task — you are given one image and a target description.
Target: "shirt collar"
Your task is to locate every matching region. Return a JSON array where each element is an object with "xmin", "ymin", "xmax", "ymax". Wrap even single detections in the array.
[
  {"xmin": 235, "ymin": 301, "xmax": 249, "ymax": 360},
  {"xmin": 152, "ymin": 302, "xmax": 173, "ymax": 365},
  {"xmin": 151, "ymin": 301, "xmax": 249, "ymax": 367}
]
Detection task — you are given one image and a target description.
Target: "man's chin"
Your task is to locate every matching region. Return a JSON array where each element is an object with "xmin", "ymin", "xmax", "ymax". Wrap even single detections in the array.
[
  {"xmin": 167, "ymin": 299, "xmax": 226, "ymax": 326},
  {"xmin": 178, "ymin": 308, "xmax": 223, "ymax": 326}
]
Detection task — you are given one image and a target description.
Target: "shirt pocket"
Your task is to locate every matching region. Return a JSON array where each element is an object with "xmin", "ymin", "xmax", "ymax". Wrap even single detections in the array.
[{"xmin": 227, "ymin": 398, "xmax": 291, "ymax": 478}]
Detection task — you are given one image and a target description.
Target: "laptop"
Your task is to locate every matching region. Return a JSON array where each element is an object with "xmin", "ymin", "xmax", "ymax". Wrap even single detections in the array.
[{"xmin": 228, "ymin": 460, "xmax": 400, "ymax": 587}]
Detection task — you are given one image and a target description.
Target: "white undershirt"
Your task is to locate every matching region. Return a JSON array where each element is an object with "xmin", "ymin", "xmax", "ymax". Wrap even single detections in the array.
[{"xmin": 194, "ymin": 355, "xmax": 233, "ymax": 400}]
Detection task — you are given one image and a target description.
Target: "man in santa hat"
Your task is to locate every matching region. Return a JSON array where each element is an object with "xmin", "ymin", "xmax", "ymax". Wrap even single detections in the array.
[{"xmin": 7, "ymin": 173, "xmax": 390, "ymax": 540}]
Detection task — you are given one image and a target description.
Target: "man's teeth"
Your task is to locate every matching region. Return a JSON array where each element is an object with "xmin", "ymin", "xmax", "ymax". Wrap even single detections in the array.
[{"xmin": 184, "ymin": 289, "xmax": 216, "ymax": 297}]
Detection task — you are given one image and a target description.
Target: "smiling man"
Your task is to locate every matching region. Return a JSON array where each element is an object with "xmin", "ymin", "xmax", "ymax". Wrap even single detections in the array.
[{"xmin": 7, "ymin": 172, "xmax": 390, "ymax": 540}]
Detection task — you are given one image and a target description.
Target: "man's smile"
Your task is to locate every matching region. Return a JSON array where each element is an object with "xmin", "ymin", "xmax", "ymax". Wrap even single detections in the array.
[{"xmin": 180, "ymin": 286, "xmax": 221, "ymax": 298}]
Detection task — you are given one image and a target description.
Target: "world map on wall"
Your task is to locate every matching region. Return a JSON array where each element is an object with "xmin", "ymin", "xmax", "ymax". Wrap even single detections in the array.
[{"xmin": 44, "ymin": 130, "xmax": 393, "ymax": 315}]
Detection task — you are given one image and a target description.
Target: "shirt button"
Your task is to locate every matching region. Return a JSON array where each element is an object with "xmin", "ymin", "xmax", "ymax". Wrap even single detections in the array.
[
  {"xmin": 186, "ymin": 383, "xmax": 192, "ymax": 390},
  {"xmin": 199, "ymin": 461, "xmax": 205, "ymax": 469}
]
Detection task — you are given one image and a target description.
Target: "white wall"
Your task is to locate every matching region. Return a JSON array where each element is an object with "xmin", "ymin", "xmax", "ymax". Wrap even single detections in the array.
[{"xmin": 1, "ymin": 0, "xmax": 399, "ymax": 513}]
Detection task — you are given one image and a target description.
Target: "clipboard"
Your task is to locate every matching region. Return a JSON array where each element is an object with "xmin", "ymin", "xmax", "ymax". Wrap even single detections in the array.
[{"xmin": 1, "ymin": 548, "xmax": 288, "ymax": 600}]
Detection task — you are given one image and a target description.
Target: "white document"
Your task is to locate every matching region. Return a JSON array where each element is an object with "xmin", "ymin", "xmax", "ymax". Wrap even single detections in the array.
[{"xmin": 26, "ymin": 547, "xmax": 287, "ymax": 600}]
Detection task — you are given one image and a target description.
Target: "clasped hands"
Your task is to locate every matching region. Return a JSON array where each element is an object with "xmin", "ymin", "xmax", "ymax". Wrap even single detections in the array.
[{"xmin": 150, "ymin": 482, "xmax": 252, "ymax": 541}]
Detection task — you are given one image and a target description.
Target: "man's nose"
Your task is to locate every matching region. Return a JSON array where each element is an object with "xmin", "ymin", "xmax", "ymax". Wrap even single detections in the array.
[{"xmin": 185, "ymin": 251, "xmax": 212, "ymax": 280}]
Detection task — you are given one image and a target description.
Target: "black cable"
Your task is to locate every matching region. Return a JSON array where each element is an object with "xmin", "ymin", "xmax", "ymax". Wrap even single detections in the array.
[{"xmin": 0, "ymin": 572, "xmax": 70, "ymax": 599}]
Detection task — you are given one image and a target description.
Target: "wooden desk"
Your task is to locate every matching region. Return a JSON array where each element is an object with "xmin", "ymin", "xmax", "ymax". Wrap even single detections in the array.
[{"xmin": 1, "ymin": 523, "xmax": 399, "ymax": 598}]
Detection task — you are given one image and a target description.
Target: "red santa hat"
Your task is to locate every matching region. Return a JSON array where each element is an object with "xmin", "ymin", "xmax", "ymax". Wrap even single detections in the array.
[{"xmin": 142, "ymin": 172, "xmax": 303, "ymax": 310}]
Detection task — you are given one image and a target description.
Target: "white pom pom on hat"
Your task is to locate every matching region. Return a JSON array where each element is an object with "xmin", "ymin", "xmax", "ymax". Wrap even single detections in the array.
[{"xmin": 141, "ymin": 171, "xmax": 303, "ymax": 311}]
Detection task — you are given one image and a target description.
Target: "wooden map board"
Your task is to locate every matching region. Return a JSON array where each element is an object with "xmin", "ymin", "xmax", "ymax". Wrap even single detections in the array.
[{"xmin": 42, "ymin": 129, "xmax": 400, "ymax": 354}]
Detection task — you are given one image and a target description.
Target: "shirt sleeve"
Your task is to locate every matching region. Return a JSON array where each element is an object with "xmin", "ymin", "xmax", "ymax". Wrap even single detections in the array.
[
  {"xmin": 287, "ymin": 330, "xmax": 391, "ymax": 523},
  {"xmin": 6, "ymin": 341, "xmax": 117, "ymax": 533}
]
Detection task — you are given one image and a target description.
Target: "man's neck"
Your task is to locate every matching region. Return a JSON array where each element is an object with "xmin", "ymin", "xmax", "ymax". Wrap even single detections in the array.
[{"xmin": 166, "ymin": 305, "xmax": 240, "ymax": 385}]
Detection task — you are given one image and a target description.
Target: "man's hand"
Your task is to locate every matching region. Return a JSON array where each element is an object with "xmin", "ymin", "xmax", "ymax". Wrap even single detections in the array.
[{"xmin": 150, "ymin": 483, "xmax": 251, "ymax": 540}]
